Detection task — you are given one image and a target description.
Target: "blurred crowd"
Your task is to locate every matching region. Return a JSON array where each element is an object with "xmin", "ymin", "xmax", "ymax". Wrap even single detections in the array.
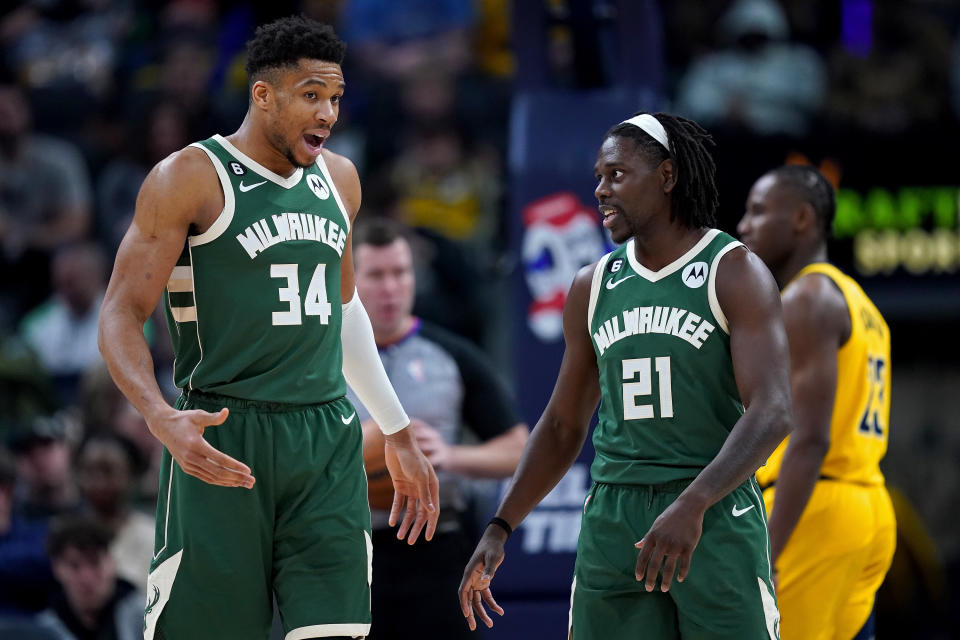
[
  {"xmin": 665, "ymin": 0, "xmax": 959, "ymax": 138},
  {"xmin": 0, "ymin": 0, "xmax": 958, "ymax": 637}
]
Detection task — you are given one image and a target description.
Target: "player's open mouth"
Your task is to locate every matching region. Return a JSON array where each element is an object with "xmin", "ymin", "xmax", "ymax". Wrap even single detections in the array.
[
  {"xmin": 302, "ymin": 133, "xmax": 326, "ymax": 155},
  {"xmin": 599, "ymin": 204, "xmax": 620, "ymax": 228}
]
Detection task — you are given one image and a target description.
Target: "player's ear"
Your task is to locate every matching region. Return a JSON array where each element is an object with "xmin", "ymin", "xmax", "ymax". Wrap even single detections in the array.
[
  {"xmin": 793, "ymin": 202, "xmax": 817, "ymax": 234},
  {"xmin": 660, "ymin": 159, "xmax": 677, "ymax": 194},
  {"xmin": 251, "ymin": 80, "xmax": 273, "ymax": 111}
]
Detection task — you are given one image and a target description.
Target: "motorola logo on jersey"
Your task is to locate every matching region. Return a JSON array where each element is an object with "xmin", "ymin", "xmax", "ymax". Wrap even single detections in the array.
[
  {"xmin": 682, "ymin": 261, "xmax": 708, "ymax": 288},
  {"xmin": 608, "ymin": 258, "xmax": 624, "ymax": 274},
  {"xmin": 307, "ymin": 174, "xmax": 330, "ymax": 200},
  {"xmin": 229, "ymin": 161, "xmax": 246, "ymax": 176}
]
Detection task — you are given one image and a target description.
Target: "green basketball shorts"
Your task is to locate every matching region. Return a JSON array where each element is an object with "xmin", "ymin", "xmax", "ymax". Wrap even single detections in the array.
[
  {"xmin": 570, "ymin": 478, "xmax": 780, "ymax": 640},
  {"xmin": 144, "ymin": 391, "xmax": 372, "ymax": 640}
]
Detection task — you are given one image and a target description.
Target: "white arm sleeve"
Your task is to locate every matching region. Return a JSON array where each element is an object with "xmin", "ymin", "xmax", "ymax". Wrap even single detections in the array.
[{"xmin": 341, "ymin": 291, "xmax": 409, "ymax": 434}]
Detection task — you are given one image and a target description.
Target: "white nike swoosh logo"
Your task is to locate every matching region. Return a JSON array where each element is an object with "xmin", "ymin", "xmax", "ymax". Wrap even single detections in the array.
[
  {"xmin": 238, "ymin": 180, "xmax": 267, "ymax": 192},
  {"xmin": 732, "ymin": 504, "xmax": 755, "ymax": 517},
  {"xmin": 606, "ymin": 275, "xmax": 636, "ymax": 290},
  {"xmin": 340, "ymin": 412, "xmax": 356, "ymax": 424}
]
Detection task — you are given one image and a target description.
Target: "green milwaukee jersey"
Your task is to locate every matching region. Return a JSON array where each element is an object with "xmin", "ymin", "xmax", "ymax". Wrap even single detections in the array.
[
  {"xmin": 163, "ymin": 135, "xmax": 349, "ymax": 404},
  {"xmin": 588, "ymin": 229, "xmax": 745, "ymax": 485}
]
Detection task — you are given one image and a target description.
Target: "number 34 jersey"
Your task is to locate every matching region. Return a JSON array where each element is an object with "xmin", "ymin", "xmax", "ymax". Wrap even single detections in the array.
[
  {"xmin": 163, "ymin": 135, "xmax": 349, "ymax": 404},
  {"xmin": 588, "ymin": 229, "xmax": 745, "ymax": 486}
]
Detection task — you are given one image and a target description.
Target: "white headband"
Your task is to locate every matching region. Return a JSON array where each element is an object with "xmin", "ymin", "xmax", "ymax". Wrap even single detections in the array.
[{"xmin": 620, "ymin": 114, "xmax": 669, "ymax": 152}]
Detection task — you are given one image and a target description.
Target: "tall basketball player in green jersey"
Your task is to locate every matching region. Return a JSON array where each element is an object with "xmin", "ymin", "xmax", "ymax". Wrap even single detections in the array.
[
  {"xmin": 98, "ymin": 17, "xmax": 439, "ymax": 640},
  {"xmin": 460, "ymin": 113, "xmax": 793, "ymax": 639}
]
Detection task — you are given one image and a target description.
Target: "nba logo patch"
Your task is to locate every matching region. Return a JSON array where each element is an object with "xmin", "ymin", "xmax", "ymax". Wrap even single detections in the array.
[
  {"xmin": 407, "ymin": 358, "xmax": 425, "ymax": 383},
  {"xmin": 682, "ymin": 262, "xmax": 708, "ymax": 288}
]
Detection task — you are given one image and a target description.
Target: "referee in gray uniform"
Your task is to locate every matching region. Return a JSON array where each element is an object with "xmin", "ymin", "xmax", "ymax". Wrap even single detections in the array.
[{"xmin": 348, "ymin": 219, "xmax": 529, "ymax": 640}]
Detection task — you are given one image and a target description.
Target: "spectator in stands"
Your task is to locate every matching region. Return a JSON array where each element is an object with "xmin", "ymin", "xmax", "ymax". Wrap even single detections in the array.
[
  {"xmin": 675, "ymin": 0, "xmax": 826, "ymax": 136},
  {"xmin": 349, "ymin": 219, "xmax": 528, "ymax": 640},
  {"xmin": 155, "ymin": 35, "xmax": 221, "ymax": 141},
  {"xmin": 389, "ymin": 119, "xmax": 500, "ymax": 245},
  {"xmin": 828, "ymin": 2, "xmax": 952, "ymax": 134},
  {"xmin": 0, "ymin": 446, "xmax": 55, "ymax": 618},
  {"xmin": 339, "ymin": 0, "xmax": 474, "ymax": 79},
  {"xmin": 96, "ymin": 101, "xmax": 190, "ymax": 253},
  {"xmin": 76, "ymin": 366, "xmax": 163, "ymax": 506},
  {"xmin": 111, "ymin": 401, "xmax": 162, "ymax": 506},
  {"xmin": 76, "ymin": 433, "xmax": 153, "ymax": 593},
  {"xmin": 0, "ymin": 3, "xmax": 131, "ymax": 92},
  {"xmin": 20, "ymin": 243, "xmax": 107, "ymax": 404},
  {"xmin": 76, "ymin": 365, "xmax": 163, "ymax": 506},
  {"xmin": 35, "ymin": 515, "xmax": 142, "ymax": 640},
  {"xmin": 123, "ymin": 30, "xmax": 221, "ymax": 145},
  {"xmin": 377, "ymin": 117, "xmax": 504, "ymax": 348},
  {"xmin": 8, "ymin": 416, "xmax": 79, "ymax": 523},
  {"xmin": 0, "ymin": 81, "xmax": 93, "ymax": 320},
  {"xmin": 0, "ymin": 331, "xmax": 59, "ymax": 438}
]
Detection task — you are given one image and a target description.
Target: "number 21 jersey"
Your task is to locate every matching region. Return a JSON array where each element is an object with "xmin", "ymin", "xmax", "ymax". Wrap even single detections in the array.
[
  {"xmin": 163, "ymin": 134, "xmax": 349, "ymax": 404},
  {"xmin": 588, "ymin": 229, "xmax": 745, "ymax": 485}
]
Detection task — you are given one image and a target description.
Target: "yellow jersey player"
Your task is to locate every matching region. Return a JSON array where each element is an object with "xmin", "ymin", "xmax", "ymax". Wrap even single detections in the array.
[{"xmin": 738, "ymin": 165, "xmax": 896, "ymax": 640}]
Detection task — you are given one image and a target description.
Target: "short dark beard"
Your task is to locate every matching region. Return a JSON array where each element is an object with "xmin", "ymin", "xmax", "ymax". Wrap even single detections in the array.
[
  {"xmin": 284, "ymin": 148, "xmax": 304, "ymax": 168},
  {"xmin": 281, "ymin": 134, "xmax": 314, "ymax": 169},
  {"xmin": 610, "ymin": 226, "xmax": 631, "ymax": 245},
  {"xmin": 613, "ymin": 213, "xmax": 643, "ymax": 245},
  {"xmin": 266, "ymin": 128, "xmax": 310, "ymax": 169}
]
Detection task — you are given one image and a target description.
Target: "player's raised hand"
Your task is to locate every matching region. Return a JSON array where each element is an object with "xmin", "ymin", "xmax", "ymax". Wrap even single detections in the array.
[
  {"xmin": 147, "ymin": 407, "xmax": 255, "ymax": 489},
  {"xmin": 384, "ymin": 425, "xmax": 439, "ymax": 544},
  {"xmin": 635, "ymin": 495, "xmax": 705, "ymax": 592},
  {"xmin": 459, "ymin": 526, "xmax": 507, "ymax": 630}
]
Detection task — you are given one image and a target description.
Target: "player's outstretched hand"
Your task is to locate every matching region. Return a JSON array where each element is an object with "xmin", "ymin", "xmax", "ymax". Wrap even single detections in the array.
[
  {"xmin": 458, "ymin": 527, "xmax": 507, "ymax": 630},
  {"xmin": 635, "ymin": 494, "xmax": 705, "ymax": 593},
  {"xmin": 384, "ymin": 425, "xmax": 439, "ymax": 544},
  {"xmin": 147, "ymin": 407, "xmax": 255, "ymax": 488}
]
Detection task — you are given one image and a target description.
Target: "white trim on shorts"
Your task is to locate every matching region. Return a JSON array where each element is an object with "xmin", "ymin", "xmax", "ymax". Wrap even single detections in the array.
[
  {"xmin": 286, "ymin": 623, "xmax": 371, "ymax": 639},
  {"xmin": 152, "ymin": 456, "xmax": 176, "ymax": 561}
]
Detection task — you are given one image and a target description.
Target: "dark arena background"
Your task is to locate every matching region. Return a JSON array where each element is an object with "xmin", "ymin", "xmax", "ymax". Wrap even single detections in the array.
[{"xmin": 0, "ymin": 1, "xmax": 956, "ymax": 638}]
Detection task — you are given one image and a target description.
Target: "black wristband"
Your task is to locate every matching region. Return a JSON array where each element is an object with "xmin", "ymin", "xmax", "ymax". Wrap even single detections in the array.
[{"xmin": 488, "ymin": 516, "xmax": 513, "ymax": 537}]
